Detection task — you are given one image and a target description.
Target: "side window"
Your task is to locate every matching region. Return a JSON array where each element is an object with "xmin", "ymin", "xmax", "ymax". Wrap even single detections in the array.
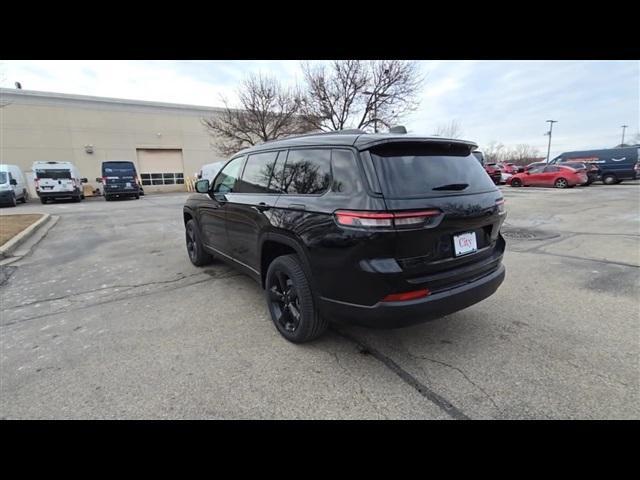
[
  {"xmin": 281, "ymin": 149, "xmax": 331, "ymax": 195},
  {"xmin": 529, "ymin": 166, "xmax": 544, "ymax": 173},
  {"xmin": 213, "ymin": 156, "xmax": 245, "ymax": 194},
  {"xmin": 331, "ymin": 149, "xmax": 362, "ymax": 194},
  {"xmin": 544, "ymin": 166, "xmax": 559, "ymax": 173},
  {"xmin": 236, "ymin": 151, "xmax": 280, "ymax": 194}
]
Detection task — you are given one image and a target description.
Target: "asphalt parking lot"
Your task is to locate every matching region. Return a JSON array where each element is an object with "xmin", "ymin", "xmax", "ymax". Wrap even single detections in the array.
[{"xmin": 1, "ymin": 183, "xmax": 639, "ymax": 419}]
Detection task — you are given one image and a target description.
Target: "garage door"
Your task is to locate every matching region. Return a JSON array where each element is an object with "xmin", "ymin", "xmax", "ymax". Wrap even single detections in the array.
[{"xmin": 137, "ymin": 149, "xmax": 184, "ymax": 189}]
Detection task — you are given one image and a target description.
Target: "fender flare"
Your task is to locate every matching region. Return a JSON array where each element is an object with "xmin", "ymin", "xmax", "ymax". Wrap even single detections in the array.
[{"xmin": 259, "ymin": 231, "xmax": 317, "ymax": 294}]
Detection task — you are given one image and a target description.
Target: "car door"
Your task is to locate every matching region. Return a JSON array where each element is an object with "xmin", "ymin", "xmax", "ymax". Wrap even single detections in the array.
[
  {"xmin": 524, "ymin": 165, "xmax": 545, "ymax": 185},
  {"xmin": 225, "ymin": 150, "xmax": 283, "ymax": 272},
  {"xmin": 540, "ymin": 165, "xmax": 561, "ymax": 186},
  {"xmin": 198, "ymin": 156, "xmax": 246, "ymax": 256}
]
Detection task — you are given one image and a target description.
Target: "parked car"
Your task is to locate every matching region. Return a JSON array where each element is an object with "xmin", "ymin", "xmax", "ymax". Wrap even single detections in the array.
[
  {"xmin": 554, "ymin": 161, "xmax": 599, "ymax": 185},
  {"xmin": 509, "ymin": 164, "xmax": 587, "ymax": 188},
  {"xmin": 497, "ymin": 163, "xmax": 519, "ymax": 175},
  {"xmin": 484, "ymin": 163, "xmax": 503, "ymax": 185},
  {"xmin": 33, "ymin": 161, "xmax": 87, "ymax": 204},
  {"xmin": 98, "ymin": 161, "xmax": 141, "ymax": 201},
  {"xmin": 183, "ymin": 130, "xmax": 507, "ymax": 343},
  {"xmin": 549, "ymin": 147, "xmax": 640, "ymax": 185},
  {"xmin": 198, "ymin": 161, "xmax": 226, "ymax": 183},
  {"xmin": 0, "ymin": 164, "xmax": 29, "ymax": 207}
]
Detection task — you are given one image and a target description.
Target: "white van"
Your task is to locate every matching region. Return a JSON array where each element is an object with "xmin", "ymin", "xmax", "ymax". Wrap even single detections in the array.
[
  {"xmin": 33, "ymin": 161, "xmax": 87, "ymax": 204},
  {"xmin": 198, "ymin": 160, "xmax": 225, "ymax": 183},
  {"xmin": 0, "ymin": 164, "xmax": 29, "ymax": 207}
]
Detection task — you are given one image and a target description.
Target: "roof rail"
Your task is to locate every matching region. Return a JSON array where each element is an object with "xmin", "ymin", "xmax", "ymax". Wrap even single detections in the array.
[{"xmin": 266, "ymin": 129, "xmax": 367, "ymax": 143}]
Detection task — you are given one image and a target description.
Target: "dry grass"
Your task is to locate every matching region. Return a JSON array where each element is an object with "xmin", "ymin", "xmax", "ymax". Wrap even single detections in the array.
[{"xmin": 0, "ymin": 214, "xmax": 44, "ymax": 245}]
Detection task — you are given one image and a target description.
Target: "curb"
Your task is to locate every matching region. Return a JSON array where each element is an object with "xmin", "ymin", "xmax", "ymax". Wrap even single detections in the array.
[{"xmin": 0, "ymin": 213, "xmax": 51, "ymax": 259}]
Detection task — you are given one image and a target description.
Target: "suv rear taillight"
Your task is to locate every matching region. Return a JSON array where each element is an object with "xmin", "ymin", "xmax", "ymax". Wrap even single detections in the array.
[{"xmin": 334, "ymin": 210, "xmax": 440, "ymax": 229}]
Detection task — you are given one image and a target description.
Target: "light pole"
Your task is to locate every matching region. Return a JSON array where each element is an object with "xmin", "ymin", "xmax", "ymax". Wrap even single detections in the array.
[
  {"xmin": 621, "ymin": 125, "xmax": 628, "ymax": 146},
  {"xmin": 545, "ymin": 120, "xmax": 557, "ymax": 163}
]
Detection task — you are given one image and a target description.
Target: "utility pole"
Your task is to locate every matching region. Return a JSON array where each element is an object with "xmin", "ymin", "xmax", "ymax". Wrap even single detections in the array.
[
  {"xmin": 621, "ymin": 125, "xmax": 628, "ymax": 146},
  {"xmin": 545, "ymin": 120, "xmax": 557, "ymax": 163}
]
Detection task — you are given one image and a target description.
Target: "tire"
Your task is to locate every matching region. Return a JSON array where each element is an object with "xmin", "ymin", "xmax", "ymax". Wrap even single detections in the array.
[
  {"xmin": 265, "ymin": 254, "xmax": 328, "ymax": 343},
  {"xmin": 73, "ymin": 194, "xmax": 81, "ymax": 202},
  {"xmin": 81, "ymin": 194, "xmax": 85, "ymax": 200},
  {"xmin": 554, "ymin": 177, "xmax": 569, "ymax": 189},
  {"xmin": 105, "ymin": 195, "xmax": 112, "ymax": 201},
  {"xmin": 40, "ymin": 197, "xmax": 48, "ymax": 204},
  {"xmin": 20, "ymin": 189, "xmax": 28, "ymax": 203},
  {"xmin": 185, "ymin": 219, "xmax": 213, "ymax": 267},
  {"xmin": 135, "ymin": 193, "xmax": 140, "ymax": 199},
  {"xmin": 602, "ymin": 174, "xmax": 617, "ymax": 185},
  {"xmin": 8, "ymin": 193, "xmax": 17, "ymax": 207},
  {"xmin": 511, "ymin": 178, "xmax": 522, "ymax": 187}
]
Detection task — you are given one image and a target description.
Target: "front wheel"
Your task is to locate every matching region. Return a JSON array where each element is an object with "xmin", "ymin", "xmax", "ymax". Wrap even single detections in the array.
[
  {"xmin": 265, "ymin": 254, "xmax": 328, "ymax": 343},
  {"xmin": 185, "ymin": 219, "xmax": 213, "ymax": 266},
  {"xmin": 554, "ymin": 178, "xmax": 569, "ymax": 188}
]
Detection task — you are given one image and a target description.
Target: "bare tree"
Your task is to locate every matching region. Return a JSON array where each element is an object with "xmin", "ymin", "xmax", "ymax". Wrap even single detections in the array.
[
  {"xmin": 506, "ymin": 144, "xmax": 542, "ymax": 165},
  {"xmin": 435, "ymin": 120, "xmax": 463, "ymax": 139},
  {"xmin": 201, "ymin": 74, "xmax": 315, "ymax": 156},
  {"xmin": 483, "ymin": 141, "xmax": 507, "ymax": 164},
  {"xmin": 300, "ymin": 60, "xmax": 423, "ymax": 132}
]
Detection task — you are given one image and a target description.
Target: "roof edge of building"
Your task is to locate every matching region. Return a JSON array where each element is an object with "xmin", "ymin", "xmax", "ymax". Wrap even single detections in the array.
[{"xmin": 0, "ymin": 88, "xmax": 226, "ymax": 114}]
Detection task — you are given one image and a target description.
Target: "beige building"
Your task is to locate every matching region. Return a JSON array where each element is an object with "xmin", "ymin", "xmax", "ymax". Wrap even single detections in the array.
[{"xmin": 0, "ymin": 88, "xmax": 227, "ymax": 194}]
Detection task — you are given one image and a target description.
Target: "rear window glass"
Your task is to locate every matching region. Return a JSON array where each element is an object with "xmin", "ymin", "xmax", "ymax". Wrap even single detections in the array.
[
  {"xmin": 281, "ymin": 149, "xmax": 331, "ymax": 195},
  {"xmin": 103, "ymin": 163, "xmax": 136, "ymax": 174},
  {"xmin": 331, "ymin": 149, "xmax": 362, "ymax": 194},
  {"xmin": 35, "ymin": 169, "xmax": 71, "ymax": 180},
  {"xmin": 369, "ymin": 143, "xmax": 496, "ymax": 198}
]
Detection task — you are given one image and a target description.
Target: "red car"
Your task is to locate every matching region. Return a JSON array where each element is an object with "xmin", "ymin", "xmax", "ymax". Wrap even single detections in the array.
[
  {"xmin": 484, "ymin": 163, "xmax": 502, "ymax": 185},
  {"xmin": 508, "ymin": 164, "xmax": 587, "ymax": 188},
  {"xmin": 497, "ymin": 162, "xmax": 519, "ymax": 175}
]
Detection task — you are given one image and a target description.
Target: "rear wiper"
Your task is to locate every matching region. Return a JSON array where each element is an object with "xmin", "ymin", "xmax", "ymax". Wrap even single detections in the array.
[{"xmin": 432, "ymin": 183, "xmax": 469, "ymax": 191}]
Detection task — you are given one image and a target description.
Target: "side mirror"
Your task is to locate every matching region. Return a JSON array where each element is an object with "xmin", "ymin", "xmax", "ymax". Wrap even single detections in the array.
[
  {"xmin": 96, "ymin": 177, "xmax": 103, "ymax": 183},
  {"xmin": 10, "ymin": 178, "xmax": 18, "ymax": 186},
  {"xmin": 81, "ymin": 178, "xmax": 88, "ymax": 183},
  {"xmin": 195, "ymin": 179, "xmax": 210, "ymax": 193}
]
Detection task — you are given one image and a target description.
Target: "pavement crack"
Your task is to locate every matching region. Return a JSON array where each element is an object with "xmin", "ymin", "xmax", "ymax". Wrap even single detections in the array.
[
  {"xmin": 408, "ymin": 353, "xmax": 502, "ymax": 414},
  {"xmin": 332, "ymin": 328, "xmax": 469, "ymax": 420},
  {"xmin": 324, "ymin": 348, "xmax": 389, "ymax": 419}
]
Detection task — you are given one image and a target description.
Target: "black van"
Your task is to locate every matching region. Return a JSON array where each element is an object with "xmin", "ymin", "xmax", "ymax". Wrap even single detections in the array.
[
  {"xmin": 99, "ymin": 161, "xmax": 141, "ymax": 200},
  {"xmin": 549, "ymin": 147, "xmax": 640, "ymax": 185},
  {"xmin": 183, "ymin": 130, "xmax": 506, "ymax": 343}
]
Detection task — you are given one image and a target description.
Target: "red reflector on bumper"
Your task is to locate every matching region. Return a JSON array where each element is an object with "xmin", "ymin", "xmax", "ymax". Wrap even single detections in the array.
[{"xmin": 382, "ymin": 288, "xmax": 430, "ymax": 302}]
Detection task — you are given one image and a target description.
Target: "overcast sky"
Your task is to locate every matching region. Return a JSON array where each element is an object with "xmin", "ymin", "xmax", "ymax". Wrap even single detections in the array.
[{"xmin": 1, "ymin": 60, "xmax": 638, "ymax": 158}]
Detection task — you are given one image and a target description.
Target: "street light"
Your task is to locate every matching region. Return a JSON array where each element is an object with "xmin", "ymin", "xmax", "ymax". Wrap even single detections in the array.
[
  {"xmin": 544, "ymin": 120, "xmax": 558, "ymax": 163},
  {"xmin": 621, "ymin": 125, "xmax": 628, "ymax": 146}
]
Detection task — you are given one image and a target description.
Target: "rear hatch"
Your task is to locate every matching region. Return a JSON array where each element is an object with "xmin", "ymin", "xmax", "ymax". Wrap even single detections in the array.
[
  {"xmin": 35, "ymin": 169, "xmax": 75, "ymax": 192},
  {"xmin": 103, "ymin": 163, "xmax": 138, "ymax": 193},
  {"xmin": 366, "ymin": 141, "xmax": 506, "ymax": 292}
]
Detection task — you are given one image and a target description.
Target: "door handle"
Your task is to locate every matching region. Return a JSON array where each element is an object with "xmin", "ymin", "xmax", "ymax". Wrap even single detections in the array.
[
  {"xmin": 288, "ymin": 204, "xmax": 306, "ymax": 211},
  {"xmin": 255, "ymin": 202, "xmax": 270, "ymax": 212}
]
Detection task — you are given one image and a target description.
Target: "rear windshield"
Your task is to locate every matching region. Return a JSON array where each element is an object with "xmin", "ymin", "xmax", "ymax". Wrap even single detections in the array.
[
  {"xmin": 103, "ymin": 163, "xmax": 136, "ymax": 175},
  {"xmin": 35, "ymin": 169, "xmax": 71, "ymax": 180},
  {"xmin": 369, "ymin": 143, "xmax": 497, "ymax": 198}
]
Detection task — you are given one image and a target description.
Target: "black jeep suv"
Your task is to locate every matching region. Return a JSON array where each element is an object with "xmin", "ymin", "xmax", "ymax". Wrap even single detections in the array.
[{"xmin": 183, "ymin": 130, "xmax": 507, "ymax": 343}]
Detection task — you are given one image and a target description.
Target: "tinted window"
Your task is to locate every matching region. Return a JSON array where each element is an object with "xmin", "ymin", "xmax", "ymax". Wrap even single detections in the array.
[
  {"xmin": 236, "ymin": 151, "xmax": 280, "ymax": 194},
  {"xmin": 281, "ymin": 149, "xmax": 331, "ymax": 195},
  {"xmin": 544, "ymin": 166, "xmax": 560, "ymax": 172},
  {"xmin": 529, "ymin": 166, "xmax": 544, "ymax": 173},
  {"xmin": 213, "ymin": 156, "xmax": 245, "ymax": 193},
  {"xmin": 331, "ymin": 149, "xmax": 362, "ymax": 194},
  {"xmin": 103, "ymin": 162, "xmax": 136, "ymax": 174},
  {"xmin": 370, "ymin": 143, "xmax": 496, "ymax": 198},
  {"xmin": 35, "ymin": 169, "xmax": 71, "ymax": 180}
]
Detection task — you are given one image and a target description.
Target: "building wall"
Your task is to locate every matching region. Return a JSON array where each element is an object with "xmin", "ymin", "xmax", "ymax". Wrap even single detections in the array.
[{"xmin": 0, "ymin": 89, "xmax": 228, "ymax": 193}]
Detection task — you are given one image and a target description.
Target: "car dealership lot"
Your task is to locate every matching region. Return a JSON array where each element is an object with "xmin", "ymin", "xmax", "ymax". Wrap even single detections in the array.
[{"xmin": 1, "ymin": 183, "xmax": 639, "ymax": 419}]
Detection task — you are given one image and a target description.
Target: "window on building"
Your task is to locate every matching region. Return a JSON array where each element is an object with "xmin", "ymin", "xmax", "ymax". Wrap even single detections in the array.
[{"xmin": 140, "ymin": 172, "xmax": 184, "ymax": 186}]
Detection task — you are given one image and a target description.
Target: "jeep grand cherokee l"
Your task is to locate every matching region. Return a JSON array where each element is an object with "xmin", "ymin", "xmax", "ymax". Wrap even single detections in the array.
[{"xmin": 183, "ymin": 131, "xmax": 507, "ymax": 343}]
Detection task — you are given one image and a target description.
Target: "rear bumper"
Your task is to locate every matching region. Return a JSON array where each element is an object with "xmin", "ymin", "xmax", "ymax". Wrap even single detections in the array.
[
  {"xmin": 319, "ymin": 263, "xmax": 505, "ymax": 328},
  {"xmin": 37, "ymin": 190, "xmax": 77, "ymax": 199}
]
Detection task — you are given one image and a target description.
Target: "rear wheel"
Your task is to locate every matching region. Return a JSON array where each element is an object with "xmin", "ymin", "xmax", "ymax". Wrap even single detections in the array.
[
  {"xmin": 554, "ymin": 178, "xmax": 569, "ymax": 188},
  {"xmin": 40, "ymin": 197, "xmax": 48, "ymax": 204},
  {"xmin": 511, "ymin": 178, "xmax": 522, "ymax": 187},
  {"xmin": 265, "ymin": 254, "xmax": 328, "ymax": 343},
  {"xmin": 20, "ymin": 190, "xmax": 28, "ymax": 203},
  {"xmin": 602, "ymin": 174, "xmax": 617, "ymax": 185},
  {"xmin": 185, "ymin": 219, "xmax": 213, "ymax": 266}
]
